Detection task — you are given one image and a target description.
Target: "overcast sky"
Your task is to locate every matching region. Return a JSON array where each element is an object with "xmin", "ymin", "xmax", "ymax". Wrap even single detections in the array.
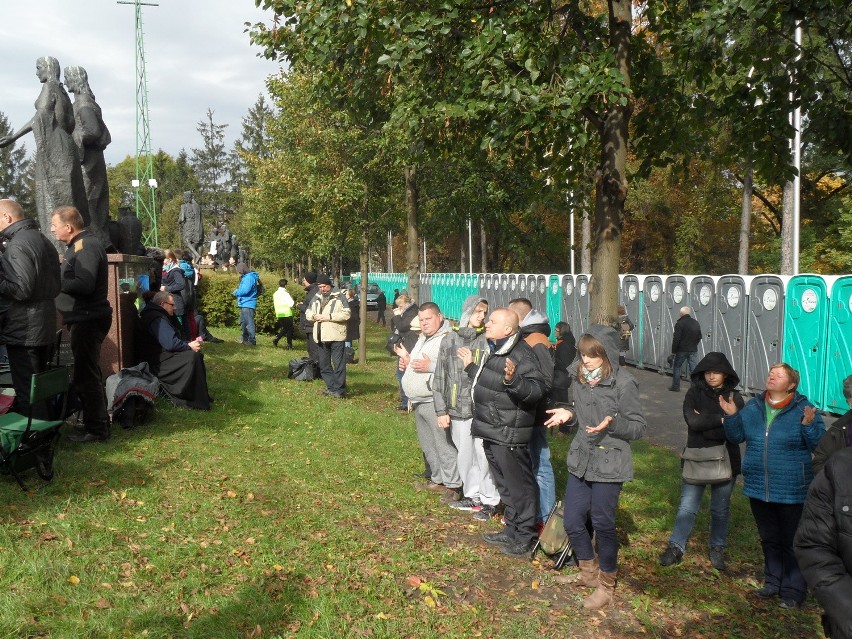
[{"xmin": 0, "ymin": 1, "xmax": 283, "ymax": 166}]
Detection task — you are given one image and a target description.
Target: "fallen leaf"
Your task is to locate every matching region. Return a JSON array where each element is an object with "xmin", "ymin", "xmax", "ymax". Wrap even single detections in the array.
[
  {"xmin": 67, "ymin": 575, "xmax": 80, "ymax": 585},
  {"xmin": 406, "ymin": 576, "xmax": 422, "ymax": 588},
  {"xmin": 95, "ymin": 598, "xmax": 110, "ymax": 609}
]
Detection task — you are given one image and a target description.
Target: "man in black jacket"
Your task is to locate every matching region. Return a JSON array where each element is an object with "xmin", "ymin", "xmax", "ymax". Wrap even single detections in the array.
[
  {"xmin": 51, "ymin": 206, "xmax": 112, "ymax": 442},
  {"xmin": 795, "ymin": 447, "xmax": 852, "ymax": 639},
  {"xmin": 669, "ymin": 306, "xmax": 702, "ymax": 392},
  {"xmin": 0, "ymin": 199, "xmax": 61, "ymax": 419},
  {"xmin": 297, "ymin": 271, "xmax": 319, "ymax": 360},
  {"xmin": 463, "ymin": 307, "xmax": 546, "ymax": 557}
]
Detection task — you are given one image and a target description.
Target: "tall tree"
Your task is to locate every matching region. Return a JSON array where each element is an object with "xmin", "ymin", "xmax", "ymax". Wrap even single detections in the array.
[
  {"xmin": 0, "ymin": 111, "xmax": 34, "ymax": 213},
  {"xmin": 190, "ymin": 108, "xmax": 231, "ymax": 227},
  {"xmin": 232, "ymin": 94, "xmax": 274, "ymax": 191}
]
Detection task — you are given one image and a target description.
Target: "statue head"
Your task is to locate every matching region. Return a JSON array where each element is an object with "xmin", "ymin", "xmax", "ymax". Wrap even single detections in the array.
[
  {"xmin": 63, "ymin": 65, "xmax": 92, "ymax": 96},
  {"xmin": 183, "ymin": 191, "xmax": 193, "ymax": 203},
  {"xmin": 37, "ymin": 56, "xmax": 61, "ymax": 83}
]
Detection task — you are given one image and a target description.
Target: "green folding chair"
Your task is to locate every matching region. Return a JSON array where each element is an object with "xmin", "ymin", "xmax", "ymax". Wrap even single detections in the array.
[{"xmin": 0, "ymin": 367, "xmax": 70, "ymax": 491}]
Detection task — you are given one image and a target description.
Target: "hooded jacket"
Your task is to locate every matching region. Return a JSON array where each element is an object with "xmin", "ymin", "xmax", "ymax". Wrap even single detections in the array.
[
  {"xmin": 811, "ymin": 408, "xmax": 852, "ymax": 476},
  {"xmin": 469, "ymin": 332, "xmax": 546, "ymax": 446},
  {"xmin": 162, "ymin": 262, "xmax": 187, "ymax": 316},
  {"xmin": 305, "ymin": 290, "xmax": 351, "ymax": 343},
  {"xmin": 233, "ymin": 270, "xmax": 260, "ymax": 309},
  {"xmin": 724, "ymin": 387, "xmax": 825, "ymax": 504},
  {"xmin": 794, "ymin": 447, "xmax": 852, "ymax": 639},
  {"xmin": 684, "ymin": 352, "xmax": 745, "ymax": 476},
  {"xmin": 519, "ymin": 309, "xmax": 554, "ymax": 424},
  {"xmin": 401, "ymin": 318, "xmax": 451, "ymax": 404},
  {"xmin": 433, "ymin": 295, "xmax": 488, "ymax": 420},
  {"xmin": 0, "ymin": 218, "xmax": 61, "ymax": 346},
  {"xmin": 564, "ymin": 324, "xmax": 646, "ymax": 483}
]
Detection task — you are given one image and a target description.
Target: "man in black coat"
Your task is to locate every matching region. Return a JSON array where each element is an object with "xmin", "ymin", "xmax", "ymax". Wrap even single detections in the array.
[
  {"xmin": 462, "ymin": 308, "xmax": 546, "ymax": 557},
  {"xmin": 795, "ymin": 447, "xmax": 852, "ymax": 639},
  {"xmin": 0, "ymin": 199, "xmax": 60, "ymax": 419},
  {"xmin": 297, "ymin": 271, "xmax": 319, "ymax": 360},
  {"xmin": 51, "ymin": 206, "xmax": 113, "ymax": 442},
  {"xmin": 669, "ymin": 306, "xmax": 702, "ymax": 392}
]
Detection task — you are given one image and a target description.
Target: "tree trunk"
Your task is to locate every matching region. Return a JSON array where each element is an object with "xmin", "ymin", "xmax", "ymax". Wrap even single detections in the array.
[
  {"xmin": 589, "ymin": 0, "xmax": 632, "ymax": 327},
  {"xmin": 780, "ymin": 180, "xmax": 795, "ymax": 275},
  {"xmin": 581, "ymin": 207, "xmax": 592, "ymax": 274},
  {"xmin": 359, "ymin": 228, "xmax": 368, "ymax": 364},
  {"xmin": 480, "ymin": 221, "xmax": 487, "ymax": 272},
  {"xmin": 405, "ymin": 165, "xmax": 420, "ymax": 303},
  {"xmin": 738, "ymin": 164, "xmax": 753, "ymax": 274}
]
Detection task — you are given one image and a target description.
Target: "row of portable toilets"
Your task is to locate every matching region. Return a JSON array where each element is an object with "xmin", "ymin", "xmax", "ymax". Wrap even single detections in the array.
[{"xmin": 354, "ymin": 272, "xmax": 852, "ymax": 415}]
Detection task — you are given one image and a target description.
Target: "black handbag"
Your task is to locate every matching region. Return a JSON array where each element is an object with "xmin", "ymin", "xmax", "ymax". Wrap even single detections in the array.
[
  {"xmin": 681, "ymin": 444, "xmax": 732, "ymax": 485},
  {"xmin": 385, "ymin": 331, "xmax": 402, "ymax": 356}
]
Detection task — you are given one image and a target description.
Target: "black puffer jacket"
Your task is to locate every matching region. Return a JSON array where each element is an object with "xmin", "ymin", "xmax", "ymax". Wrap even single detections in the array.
[
  {"xmin": 684, "ymin": 352, "xmax": 745, "ymax": 476},
  {"xmin": 795, "ymin": 447, "xmax": 852, "ymax": 639},
  {"xmin": 469, "ymin": 332, "xmax": 545, "ymax": 446},
  {"xmin": 0, "ymin": 218, "xmax": 60, "ymax": 346},
  {"xmin": 672, "ymin": 314, "xmax": 702, "ymax": 353}
]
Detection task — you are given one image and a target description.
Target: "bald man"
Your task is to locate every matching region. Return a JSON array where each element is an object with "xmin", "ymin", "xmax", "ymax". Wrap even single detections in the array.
[
  {"xmin": 669, "ymin": 306, "xmax": 702, "ymax": 391},
  {"xmin": 463, "ymin": 308, "xmax": 546, "ymax": 557},
  {"xmin": 0, "ymin": 199, "xmax": 61, "ymax": 418}
]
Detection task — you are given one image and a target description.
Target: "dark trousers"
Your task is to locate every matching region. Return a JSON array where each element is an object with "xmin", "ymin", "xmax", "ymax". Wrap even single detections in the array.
[
  {"xmin": 6, "ymin": 343, "xmax": 53, "ymax": 419},
  {"xmin": 563, "ymin": 473, "xmax": 623, "ymax": 573},
  {"xmin": 316, "ymin": 340, "xmax": 346, "ymax": 395},
  {"xmin": 749, "ymin": 498, "xmax": 807, "ymax": 603},
  {"xmin": 69, "ymin": 316, "xmax": 112, "ymax": 437},
  {"xmin": 376, "ymin": 308, "xmax": 386, "ymax": 326},
  {"xmin": 670, "ymin": 351, "xmax": 698, "ymax": 389},
  {"xmin": 306, "ymin": 331, "xmax": 319, "ymax": 361},
  {"xmin": 274, "ymin": 317, "xmax": 294, "ymax": 347},
  {"xmin": 483, "ymin": 441, "xmax": 538, "ymax": 545}
]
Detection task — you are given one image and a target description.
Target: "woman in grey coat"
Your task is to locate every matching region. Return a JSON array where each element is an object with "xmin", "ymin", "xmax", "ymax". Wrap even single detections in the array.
[{"xmin": 545, "ymin": 324, "xmax": 646, "ymax": 610}]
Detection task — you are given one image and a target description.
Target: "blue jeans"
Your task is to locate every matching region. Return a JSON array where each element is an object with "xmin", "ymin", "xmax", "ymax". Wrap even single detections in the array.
[
  {"xmin": 563, "ymin": 473, "xmax": 623, "ymax": 573},
  {"xmin": 668, "ymin": 478, "xmax": 735, "ymax": 552},
  {"xmin": 240, "ymin": 307, "xmax": 256, "ymax": 345},
  {"xmin": 529, "ymin": 426, "xmax": 556, "ymax": 523},
  {"xmin": 670, "ymin": 351, "xmax": 698, "ymax": 389}
]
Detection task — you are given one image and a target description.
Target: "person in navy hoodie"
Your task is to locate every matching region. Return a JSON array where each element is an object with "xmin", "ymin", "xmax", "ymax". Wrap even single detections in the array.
[{"xmin": 233, "ymin": 263, "xmax": 260, "ymax": 346}]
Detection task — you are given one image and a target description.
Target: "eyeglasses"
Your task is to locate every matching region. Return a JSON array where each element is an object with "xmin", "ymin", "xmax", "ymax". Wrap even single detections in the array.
[{"xmin": 163, "ymin": 302, "xmax": 175, "ymax": 307}]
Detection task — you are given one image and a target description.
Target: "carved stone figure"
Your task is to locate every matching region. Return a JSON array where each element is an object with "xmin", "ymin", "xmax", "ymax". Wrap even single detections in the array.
[
  {"xmin": 0, "ymin": 57, "xmax": 89, "ymax": 245},
  {"xmin": 117, "ymin": 206, "xmax": 145, "ymax": 256},
  {"xmin": 64, "ymin": 65, "xmax": 112, "ymax": 248},
  {"xmin": 178, "ymin": 191, "xmax": 203, "ymax": 260}
]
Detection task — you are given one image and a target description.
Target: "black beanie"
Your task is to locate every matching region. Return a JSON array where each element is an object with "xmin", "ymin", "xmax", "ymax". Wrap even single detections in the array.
[
  {"xmin": 305, "ymin": 271, "xmax": 317, "ymax": 284},
  {"xmin": 316, "ymin": 274, "xmax": 332, "ymax": 286}
]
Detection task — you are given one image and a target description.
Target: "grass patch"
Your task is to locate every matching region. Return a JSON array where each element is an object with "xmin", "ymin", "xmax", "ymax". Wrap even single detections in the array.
[{"xmin": 0, "ymin": 323, "xmax": 823, "ymax": 638}]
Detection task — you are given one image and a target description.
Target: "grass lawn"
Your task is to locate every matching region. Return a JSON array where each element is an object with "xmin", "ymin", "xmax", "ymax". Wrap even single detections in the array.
[{"xmin": 0, "ymin": 320, "xmax": 823, "ymax": 638}]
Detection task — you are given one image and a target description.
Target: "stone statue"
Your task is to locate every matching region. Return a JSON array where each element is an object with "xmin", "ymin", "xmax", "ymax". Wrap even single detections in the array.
[
  {"xmin": 178, "ymin": 191, "xmax": 203, "ymax": 260},
  {"xmin": 63, "ymin": 65, "xmax": 112, "ymax": 249},
  {"xmin": 0, "ymin": 56, "xmax": 89, "ymax": 244},
  {"xmin": 238, "ymin": 245, "xmax": 248, "ymax": 265},
  {"xmin": 117, "ymin": 206, "xmax": 145, "ymax": 256}
]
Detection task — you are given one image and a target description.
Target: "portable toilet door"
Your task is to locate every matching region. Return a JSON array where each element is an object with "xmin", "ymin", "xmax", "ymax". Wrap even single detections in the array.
[
  {"xmin": 745, "ymin": 275, "xmax": 788, "ymax": 395},
  {"xmin": 517, "ymin": 273, "xmax": 528, "ymax": 303},
  {"xmin": 419, "ymin": 273, "xmax": 430, "ymax": 304},
  {"xmin": 621, "ymin": 274, "xmax": 641, "ymax": 365},
  {"xmin": 477, "ymin": 274, "xmax": 487, "ymax": 302},
  {"xmin": 689, "ymin": 275, "xmax": 717, "ymax": 357},
  {"xmin": 562, "ymin": 275, "xmax": 576, "ymax": 331},
  {"xmin": 482, "ymin": 274, "xmax": 493, "ymax": 306},
  {"xmin": 575, "ymin": 274, "xmax": 592, "ymax": 335},
  {"xmin": 715, "ymin": 275, "xmax": 750, "ymax": 391},
  {"xmin": 640, "ymin": 275, "xmax": 664, "ymax": 370},
  {"xmin": 825, "ymin": 275, "xmax": 852, "ymax": 414},
  {"xmin": 784, "ymin": 274, "xmax": 834, "ymax": 407},
  {"xmin": 508, "ymin": 274, "xmax": 518, "ymax": 306},
  {"xmin": 662, "ymin": 275, "xmax": 689, "ymax": 367},
  {"xmin": 496, "ymin": 274, "xmax": 507, "ymax": 308},
  {"xmin": 546, "ymin": 275, "xmax": 562, "ymax": 334}
]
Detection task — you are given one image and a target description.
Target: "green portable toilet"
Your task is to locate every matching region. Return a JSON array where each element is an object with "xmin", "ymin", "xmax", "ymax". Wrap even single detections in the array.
[
  {"xmin": 784, "ymin": 274, "xmax": 832, "ymax": 407},
  {"xmin": 824, "ymin": 275, "xmax": 852, "ymax": 414},
  {"xmin": 546, "ymin": 275, "xmax": 562, "ymax": 340}
]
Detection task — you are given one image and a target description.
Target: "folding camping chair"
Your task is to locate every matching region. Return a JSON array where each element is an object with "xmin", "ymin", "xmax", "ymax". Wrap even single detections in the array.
[
  {"xmin": 0, "ymin": 367, "xmax": 70, "ymax": 491},
  {"xmin": 532, "ymin": 501, "xmax": 576, "ymax": 569}
]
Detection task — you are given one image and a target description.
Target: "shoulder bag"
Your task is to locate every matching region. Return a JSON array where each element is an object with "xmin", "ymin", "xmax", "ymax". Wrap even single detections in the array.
[{"xmin": 681, "ymin": 444, "xmax": 732, "ymax": 485}]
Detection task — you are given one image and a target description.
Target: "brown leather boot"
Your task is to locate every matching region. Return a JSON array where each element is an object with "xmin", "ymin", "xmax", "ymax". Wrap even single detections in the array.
[
  {"xmin": 554, "ymin": 558, "xmax": 599, "ymax": 588},
  {"xmin": 582, "ymin": 570, "xmax": 616, "ymax": 610}
]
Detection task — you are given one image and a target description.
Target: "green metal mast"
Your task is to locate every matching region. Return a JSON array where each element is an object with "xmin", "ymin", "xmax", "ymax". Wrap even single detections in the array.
[{"xmin": 119, "ymin": 0, "xmax": 158, "ymax": 247}]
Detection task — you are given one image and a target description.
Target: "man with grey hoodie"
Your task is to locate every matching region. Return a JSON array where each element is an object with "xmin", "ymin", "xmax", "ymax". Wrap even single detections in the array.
[
  {"xmin": 433, "ymin": 295, "xmax": 501, "ymax": 520},
  {"xmin": 400, "ymin": 302, "xmax": 461, "ymax": 500}
]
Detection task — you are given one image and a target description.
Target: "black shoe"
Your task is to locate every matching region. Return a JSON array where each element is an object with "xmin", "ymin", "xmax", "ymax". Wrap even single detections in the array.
[
  {"xmin": 205, "ymin": 335, "xmax": 224, "ymax": 344},
  {"xmin": 709, "ymin": 546, "xmax": 727, "ymax": 571},
  {"xmin": 659, "ymin": 544, "xmax": 683, "ymax": 566},
  {"xmin": 68, "ymin": 432, "xmax": 109, "ymax": 443},
  {"xmin": 754, "ymin": 585, "xmax": 780, "ymax": 598},
  {"xmin": 483, "ymin": 530, "xmax": 514, "ymax": 546},
  {"xmin": 778, "ymin": 598, "xmax": 801, "ymax": 609},
  {"xmin": 500, "ymin": 539, "xmax": 536, "ymax": 558},
  {"xmin": 668, "ymin": 387, "xmax": 680, "ymax": 392}
]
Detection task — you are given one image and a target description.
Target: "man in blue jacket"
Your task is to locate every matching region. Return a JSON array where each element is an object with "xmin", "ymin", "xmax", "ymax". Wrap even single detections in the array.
[{"xmin": 233, "ymin": 263, "xmax": 260, "ymax": 346}]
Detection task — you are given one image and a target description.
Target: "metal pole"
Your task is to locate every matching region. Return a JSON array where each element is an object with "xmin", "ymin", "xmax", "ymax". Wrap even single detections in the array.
[
  {"xmin": 467, "ymin": 216, "xmax": 473, "ymax": 273},
  {"xmin": 422, "ymin": 238, "xmax": 427, "ymax": 273},
  {"xmin": 792, "ymin": 22, "xmax": 802, "ymax": 275},
  {"xmin": 570, "ymin": 197, "xmax": 576, "ymax": 276}
]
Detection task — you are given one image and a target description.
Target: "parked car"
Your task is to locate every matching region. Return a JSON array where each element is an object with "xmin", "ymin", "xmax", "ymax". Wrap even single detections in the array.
[{"xmin": 365, "ymin": 283, "xmax": 382, "ymax": 310}]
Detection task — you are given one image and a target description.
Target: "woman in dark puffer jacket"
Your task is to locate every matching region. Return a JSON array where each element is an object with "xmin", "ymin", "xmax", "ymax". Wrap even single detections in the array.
[{"xmin": 658, "ymin": 352, "xmax": 744, "ymax": 571}]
